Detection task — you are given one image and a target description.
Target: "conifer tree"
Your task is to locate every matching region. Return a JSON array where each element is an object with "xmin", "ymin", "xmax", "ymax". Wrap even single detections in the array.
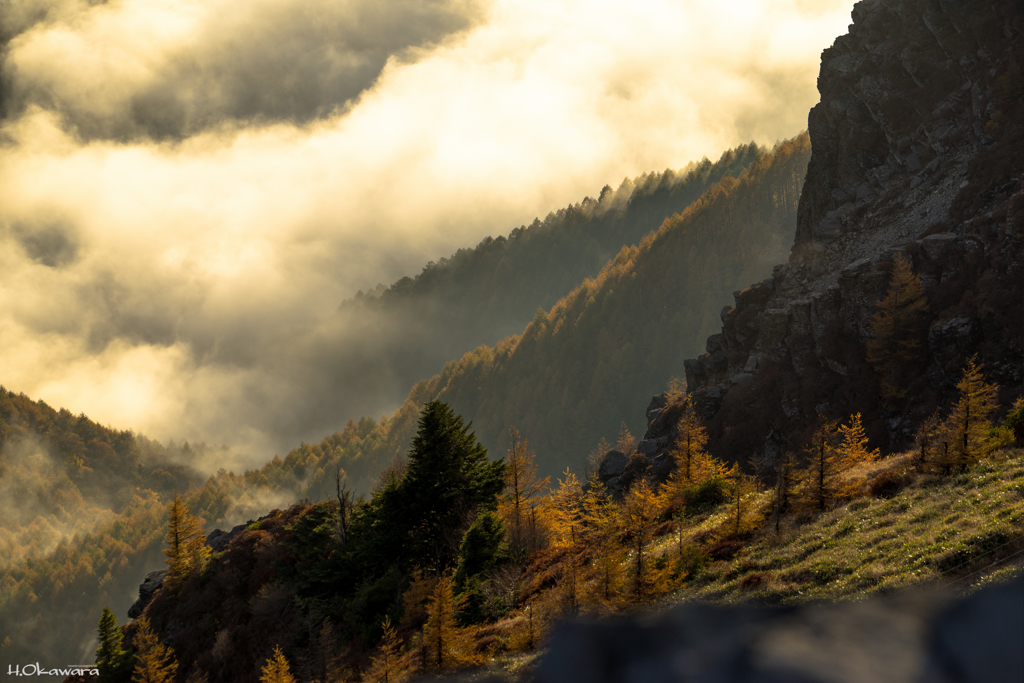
[
  {"xmin": 164, "ymin": 493, "xmax": 209, "ymax": 587},
  {"xmin": 770, "ymin": 451, "xmax": 799, "ymax": 534},
  {"xmin": 499, "ymin": 428, "xmax": 549, "ymax": 561},
  {"xmin": 937, "ymin": 357, "xmax": 1000, "ymax": 471},
  {"xmin": 616, "ymin": 422, "xmax": 636, "ymax": 455},
  {"xmin": 801, "ymin": 420, "xmax": 842, "ymax": 512},
  {"xmin": 866, "ymin": 254, "xmax": 928, "ymax": 403},
  {"xmin": 660, "ymin": 397, "xmax": 726, "ymax": 503},
  {"xmin": 424, "ymin": 575, "xmax": 462, "ymax": 669},
  {"xmin": 728, "ymin": 472, "xmax": 759, "ymax": 535},
  {"xmin": 548, "ymin": 469, "xmax": 584, "ymax": 547},
  {"xmin": 131, "ymin": 618, "xmax": 178, "ymax": 683},
  {"xmin": 96, "ymin": 607, "xmax": 130, "ymax": 683},
  {"xmin": 365, "ymin": 616, "xmax": 406, "ymax": 683},
  {"xmin": 801, "ymin": 414, "xmax": 878, "ymax": 510},
  {"xmin": 622, "ymin": 478, "xmax": 662, "ymax": 601},
  {"xmin": 260, "ymin": 645, "xmax": 296, "ymax": 683},
  {"xmin": 399, "ymin": 401, "xmax": 505, "ymax": 574}
]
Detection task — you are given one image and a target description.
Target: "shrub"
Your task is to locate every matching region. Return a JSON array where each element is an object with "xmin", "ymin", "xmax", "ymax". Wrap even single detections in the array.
[{"xmin": 869, "ymin": 468, "xmax": 916, "ymax": 498}]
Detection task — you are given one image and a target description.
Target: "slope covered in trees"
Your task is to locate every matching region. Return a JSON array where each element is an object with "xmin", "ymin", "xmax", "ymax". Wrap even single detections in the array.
[
  {"xmin": 331, "ymin": 144, "xmax": 762, "ymax": 416},
  {"xmin": 238, "ymin": 134, "xmax": 809, "ymax": 500},
  {"xmin": 0, "ymin": 389, "xmax": 250, "ymax": 665}
]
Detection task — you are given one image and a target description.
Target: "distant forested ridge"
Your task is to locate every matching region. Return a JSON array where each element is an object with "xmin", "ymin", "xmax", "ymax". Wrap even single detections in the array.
[
  {"xmin": 0, "ymin": 389, "xmax": 255, "ymax": 665},
  {"xmin": 336, "ymin": 143, "xmax": 762, "ymax": 403},
  {"xmin": 248, "ymin": 134, "xmax": 810, "ymax": 498}
]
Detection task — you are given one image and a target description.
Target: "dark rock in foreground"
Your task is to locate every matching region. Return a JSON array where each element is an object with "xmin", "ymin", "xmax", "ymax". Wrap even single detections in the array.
[{"xmin": 534, "ymin": 577, "xmax": 1023, "ymax": 683}]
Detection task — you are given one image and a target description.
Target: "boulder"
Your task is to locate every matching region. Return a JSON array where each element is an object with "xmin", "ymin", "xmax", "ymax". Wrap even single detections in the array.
[{"xmin": 598, "ymin": 450, "xmax": 628, "ymax": 481}]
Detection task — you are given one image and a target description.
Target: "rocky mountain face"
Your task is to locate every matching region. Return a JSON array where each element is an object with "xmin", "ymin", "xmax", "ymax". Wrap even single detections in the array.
[{"xmin": 676, "ymin": 0, "xmax": 1023, "ymax": 462}]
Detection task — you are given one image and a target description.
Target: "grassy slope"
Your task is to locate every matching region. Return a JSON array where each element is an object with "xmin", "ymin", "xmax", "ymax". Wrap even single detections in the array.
[{"xmin": 677, "ymin": 451, "xmax": 1024, "ymax": 604}]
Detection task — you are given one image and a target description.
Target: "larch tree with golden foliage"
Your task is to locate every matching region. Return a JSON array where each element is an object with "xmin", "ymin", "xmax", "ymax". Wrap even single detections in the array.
[
  {"xmin": 616, "ymin": 422, "xmax": 636, "ymax": 455},
  {"xmin": 131, "ymin": 617, "xmax": 178, "ymax": 683},
  {"xmin": 260, "ymin": 645, "xmax": 296, "ymax": 683},
  {"xmin": 866, "ymin": 254, "xmax": 929, "ymax": 403},
  {"xmin": 365, "ymin": 616, "xmax": 407, "ymax": 683},
  {"xmin": 621, "ymin": 478, "xmax": 663, "ymax": 601},
  {"xmin": 164, "ymin": 493, "xmax": 210, "ymax": 587},
  {"xmin": 661, "ymin": 397, "xmax": 730, "ymax": 502},
  {"xmin": 802, "ymin": 414, "xmax": 878, "ymax": 511},
  {"xmin": 728, "ymin": 471, "xmax": 760, "ymax": 536},
  {"xmin": 935, "ymin": 357, "xmax": 1000, "ymax": 472},
  {"xmin": 499, "ymin": 428, "xmax": 550, "ymax": 562},
  {"xmin": 424, "ymin": 575, "xmax": 463, "ymax": 669},
  {"xmin": 547, "ymin": 469, "xmax": 584, "ymax": 547}
]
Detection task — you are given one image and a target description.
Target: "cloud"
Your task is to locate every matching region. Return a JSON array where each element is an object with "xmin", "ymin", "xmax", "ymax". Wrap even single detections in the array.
[
  {"xmin": 3, "ymin": 0, "xmax": 488, "ymax": 139},
  {"xmin": 0, "ymin": 0, "xmax": 855, "ymax": 468}
]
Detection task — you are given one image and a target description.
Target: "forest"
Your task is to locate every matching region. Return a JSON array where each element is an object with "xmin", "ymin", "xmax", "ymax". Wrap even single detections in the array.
[{"xmin": 84, "ymin": 358, "xmax": 1024, "ymax": 683}]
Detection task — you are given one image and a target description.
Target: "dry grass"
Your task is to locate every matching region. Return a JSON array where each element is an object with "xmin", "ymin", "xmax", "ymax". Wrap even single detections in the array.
[{"xmin": 666, "ymin": 449, "xmax": 1024, "ymax": 605}]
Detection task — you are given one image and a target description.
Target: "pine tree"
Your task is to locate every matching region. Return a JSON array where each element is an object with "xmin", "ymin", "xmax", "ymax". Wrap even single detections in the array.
[
  {"xmin": 399, "ymin": 401, "xmax": 505, "ymax": 574},
  {"xmin": 365, "ymin": 616, "xmax": 406, "ymax": 683},
  {"xmin": 164, "ymin": 493, "xmax": 209, "ymax": 587},
  {"xmin": 866, "ymin": 254, "xmax": 929, "ymax": 403},
  {"xmin": 260, "ymin": 645, "xmax": 296, "ymax": 683},
  {"xmin": 131, "ymin": 618, "xmax": 178, "ymax": 683},
  {"xmin": 499, "ymin": 428, "xmax": 549, "ymax": 561},
  {"xmin": 96, "ymin": 607, "xmax": 130, "ymax": 683}
]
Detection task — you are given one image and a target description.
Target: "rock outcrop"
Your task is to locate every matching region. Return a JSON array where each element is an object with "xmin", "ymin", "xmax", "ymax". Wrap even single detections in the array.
[
  {"xmin": 683, "ymin": 0, "xmax": 1023, "ymax": 459},
  {"xmin": 127, "ymin": 570, "xmax": 167, "ymax": 619}
]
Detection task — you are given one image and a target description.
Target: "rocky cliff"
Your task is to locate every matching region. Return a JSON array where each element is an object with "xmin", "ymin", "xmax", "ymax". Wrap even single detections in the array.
[{"xmin": 678, "ymin": 0, "xmax": 1023, "ymax": 462}]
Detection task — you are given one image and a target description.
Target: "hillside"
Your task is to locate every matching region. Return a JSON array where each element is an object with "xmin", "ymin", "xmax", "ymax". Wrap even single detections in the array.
[
  {"xmin": 233, "ymin": 135, "xmax": 809, "ymax": 501},
  {"xmin": 0, "ymin": 389, "xmax": 286, "ymax": 666},
  {"xmin": 322, "ymin": 144, "xmax": 762, "ymax": 428}
]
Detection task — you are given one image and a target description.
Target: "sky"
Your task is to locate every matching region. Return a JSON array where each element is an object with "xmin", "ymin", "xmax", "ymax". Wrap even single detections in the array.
[{"xmin": 0, "ymin": 0, "xmax": 855, "ymax": 470}]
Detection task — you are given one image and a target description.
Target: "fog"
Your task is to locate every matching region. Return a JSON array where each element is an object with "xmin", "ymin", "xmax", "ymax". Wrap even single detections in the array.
[{"xmin": 0, "ymin": 0, "xmax": 854, "ymax": 469}]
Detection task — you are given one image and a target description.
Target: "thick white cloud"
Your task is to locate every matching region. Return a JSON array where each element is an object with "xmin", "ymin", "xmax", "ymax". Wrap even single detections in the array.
[{"xmin": 0, "ymin": 0, "xmax": 854, "ymax": 466}]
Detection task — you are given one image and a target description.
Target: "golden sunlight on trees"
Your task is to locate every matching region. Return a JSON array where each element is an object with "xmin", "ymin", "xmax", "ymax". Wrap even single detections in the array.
[
  {"xmin": 729, "ymin": 472, "xmax": 761, "ymax": 536},
  {"xmin": 499, "ymin": 428, "xmax": 550, "ymax": 561},
  {"xmin": 926, "ymin": 357, "xmax": 1001, "ymax": 472},
  {"xmin": 801, "ymin": 414, "xmax": 879, "ymax": 511},
  {"xmin": 867, "ymin": 254, "xmax": 929, "ymax": 403},
  {"xmin": 260, "ymin": 645, "xmax": 296, "ymax": 683},
  {"xmin": 365, "ymin": 616, "xmax": 407, "ymax": 683},
  {"xmin": 424, "ymin": 575, "xmax": 464, "ymax": 669},
  {"xmin": 164, "ymin": 493, "xmax": 210, "ymax": 587},
  {"xmin": 621, "ymin": 479, "xmax": 662, "ymax": 601},
  {"xmin": 616, "ymin": 423, "xmax": 636, "ymax": 455},
  {"xmin": 660, "ymin": 397, "xmax": 726, "ymax": 501},
  {"xmin": 547, "ymin": 470, "xmax": 584, "ymax": 547},
  {"xmin": 131, "ymin": 617, "xmax": 178, "ymax": 683}
]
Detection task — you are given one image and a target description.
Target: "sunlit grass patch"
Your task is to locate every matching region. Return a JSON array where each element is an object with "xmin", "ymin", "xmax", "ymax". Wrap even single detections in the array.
[{"xmin": 665, "ymin": 451, "xmax": 1024, "ymax": 605}]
